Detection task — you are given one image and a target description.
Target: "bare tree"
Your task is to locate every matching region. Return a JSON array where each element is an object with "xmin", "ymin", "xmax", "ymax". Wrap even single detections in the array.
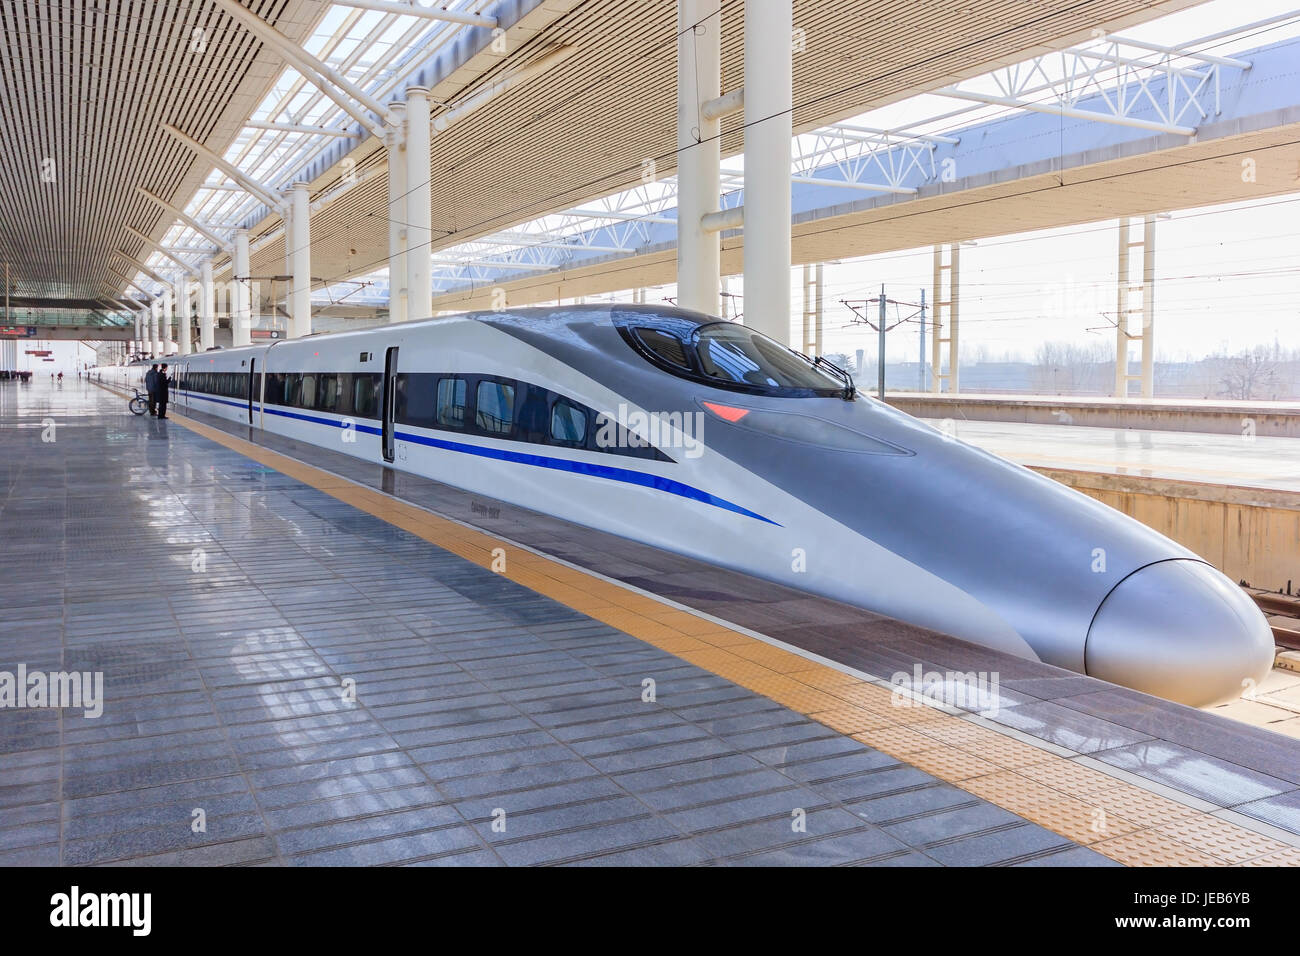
[
  {"xmin": 1031, "ymin": 341, "xmax": 1110, "ymax": 395},
  {"xmin": 821, "ymin": 351, "xmax": 857, "ymax": 375},
  {"xmin": 1216, "ymin": 346, "xmax": 1282, "ymax": 401}
]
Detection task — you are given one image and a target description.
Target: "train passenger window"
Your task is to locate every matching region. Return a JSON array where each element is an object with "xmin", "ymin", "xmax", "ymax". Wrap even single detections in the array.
[
  {"xmin": 634, "ymin": 327, "xmax": 691, "ymax": 369},
  {"xmin": 550, "ymin": 399, "xmax": 587, "ymax": 444},
  {"xmin": 264, "ymin": 373, "xmax": 284, "ymax": 406},
  {"xmin": 283, "ymin": 373, "xmax": 300, "ymax": 407},
  {"xmin": 436, "ymin": 378, "xmax": 467, "ymax": 428},
  {"xmin": 316, "ymin": 374, "xmax": 343, "ymax": 412},
  {"xmin": 300, "ymin": 374, "xmax": 317, "ymax": 409},
  {"xmin": 513, "ymin": 384, "xmax": 549, "ymax": 442},
  {"xmin": 475, "ymin": 381, "xmax": 515, "ymax": 435},
  {"xmin": 353, "ymin": 373, "xmax": 381, "ymax": 418},
  {"xmin": 396, "ymin": 373, "xmax": 436, "ymax": 428}
]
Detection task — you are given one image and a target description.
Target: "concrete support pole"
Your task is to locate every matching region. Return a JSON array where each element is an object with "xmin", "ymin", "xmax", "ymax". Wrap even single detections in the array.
[
  {"xmin": 676, "ymin": 0, "xmax": 722, "ymax": 315},
  {"xmin": 800, "ymin": 263, "xmax": 823, "ymax": 356},
  {"xmin": 405, "ymin": 87, "xmax": 433, "ymax": 322},
  {"xmin": 161, "ymin": 288, "xmax": 174, "ymax": 356},
  {"xmin": 931, "ymin": 243, "xmax": 960, "ymax": 394},
  {"xmin": 1141, "ymin": 215, "xmax": 1156, "ymax": 398},
  {"xmin": 387, "ymin": 106, "xmax": 408, "ymax": 324},
  {"xmin": 147, "ymin": 299, "xmax": 159, "ymax": 357},
  {"xmin": 742, "ymin": 0, "xmax": 793, "ymax": 343},
  {"xmin": 174, "ymin": 275, "xmax": 191, "ymax": 355},
  {"xmin": 814, "ymin": 264, "xmax": 823, "ymax": 357},
  {"xmin": 233, "ymin": 230, "xmax": 252, "ymax": 347},
  {"xmin": 199, "ymin": 260, "xmax": 215, "ymax": 351},
  {"xmin": 134, "ymin": 313, "xmax": 142, "ymax": 357},
  {"xmin": 1114, "ymin": 215, "xmax": 1158, "ymax": 399},
  {"xmin": 1115, "ymin": 219, "xmax": 1131, "ymax": 398},
  {"xmin": 289, "ymin": 182, "xmax": 312, "ymax": 339}
]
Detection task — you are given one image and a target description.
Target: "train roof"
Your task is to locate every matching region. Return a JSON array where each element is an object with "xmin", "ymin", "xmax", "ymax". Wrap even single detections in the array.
[{"xmin": 157, "ymin": 302, "xmax": 722, "ymax": 361}]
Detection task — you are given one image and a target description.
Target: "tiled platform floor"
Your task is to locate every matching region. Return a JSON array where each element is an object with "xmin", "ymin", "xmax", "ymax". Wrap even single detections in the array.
[{"xmin": 0, "ymin": 378, "xmax": 1114, "ymax": 866}]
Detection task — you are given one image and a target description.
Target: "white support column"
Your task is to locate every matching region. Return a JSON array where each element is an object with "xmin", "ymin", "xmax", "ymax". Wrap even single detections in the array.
[
  {"xmin": 199, "ymin": 261, "xmax": 215, "ymax": 351},
  {"xmin": 676, "ymin": 0, "xmax": 722, "ymax": 315},
  {"xmin": 387, "ymin": 107, "xmax": 408, "ymax": 324},
  {"xmin": 149, "ymin": 299, "xmax": 161, "ymax": 358},
  {"xmin": 134, "ymin": 313, "xmax": 142, "ymax": 357},
  {"xmin": 801, "ymin": 263, "xmax": 823, "ymax": 356},
  {"xmin": 406, "ymin": 87, "xmax": 432, "ymax": 322},
  {"xmin": 233, "ymin": 229, "xmax": 252, "ymax": 347},
  {"xmin": 289, "ymin": 182, "xmax": 312, "ymax": 339},
  {"xmin": 742, "ymin": 0, "xmax": 793, "ymax": 343},
  {"xmin": 1142, "ymin": 215, "xmax": 1156, "ymax": 399},
  {"xmin": 1114, "ymin": 216, "xmax": 1157, "ymax": 398},
  {"xmin": 931, "ymin": 243, "xmax": 960, "ymax": 394},
  {"xmin": 174, "ymin": 275, "xmax": 191, "ymax": 356}
]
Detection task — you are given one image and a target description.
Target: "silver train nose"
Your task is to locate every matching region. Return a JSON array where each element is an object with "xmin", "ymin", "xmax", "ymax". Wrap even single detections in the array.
[{"xmin": 1086, "ymin": 560, "xmax": 1276, "ymax": 708}]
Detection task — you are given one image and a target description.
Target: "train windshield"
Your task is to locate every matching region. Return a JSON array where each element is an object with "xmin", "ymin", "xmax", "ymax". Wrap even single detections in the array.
[
  {"xmin": 693, "ymin": 323, "xmax": 843, "ymax": 392},
  {"xmin": 619, "ymin": 314, "xmax": 851, "ymax": 398}
]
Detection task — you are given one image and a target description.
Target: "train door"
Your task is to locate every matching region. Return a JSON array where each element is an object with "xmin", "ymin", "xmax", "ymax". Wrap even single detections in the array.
[
  {"xmin": 381, "ymin": 346, "xmax": 398, "ymax": 462},
  {"xmin": 247, "ymin": 359, "xmax": 256, "ymax": 424}
]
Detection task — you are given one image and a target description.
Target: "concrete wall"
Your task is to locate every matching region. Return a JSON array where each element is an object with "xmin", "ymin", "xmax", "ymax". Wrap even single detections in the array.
[
  {"xmin": 1038, "ymin": 468, "xmax": 1300, "ymax": 592},
  {"xmin": 889, "ymin": 395, "xmax": 1300, "ymax": 438}
]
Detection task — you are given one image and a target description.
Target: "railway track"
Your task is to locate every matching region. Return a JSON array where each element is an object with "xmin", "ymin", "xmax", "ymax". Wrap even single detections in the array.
[{"xmin": 1245, "ymin": 586, "xmax": 1300, "ymax": 654}]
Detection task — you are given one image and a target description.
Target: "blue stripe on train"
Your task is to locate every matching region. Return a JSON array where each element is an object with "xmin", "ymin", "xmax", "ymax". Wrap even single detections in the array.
[
  {"xmin": 181, "ymin": 392, "xmax": 779, "ymax": 526},
  {"xmin": 394, "ymin": 429, "xmax": 779, "ymax": 526}
]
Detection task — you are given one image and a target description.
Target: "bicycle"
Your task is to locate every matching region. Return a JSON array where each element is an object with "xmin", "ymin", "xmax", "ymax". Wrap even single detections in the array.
[{"xmin": 128, "ymin": 389, "xmax": 149, "ymax": 416}]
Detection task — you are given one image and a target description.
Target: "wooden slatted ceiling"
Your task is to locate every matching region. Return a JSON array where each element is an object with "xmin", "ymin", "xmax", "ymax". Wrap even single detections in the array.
[
  {"xmin": 251, "ymin": 0, "xmax": 1204, "ymax": 291},
  {"xmin": 0, "ymin": 0, "xmax": 323, "ymax": 302}
]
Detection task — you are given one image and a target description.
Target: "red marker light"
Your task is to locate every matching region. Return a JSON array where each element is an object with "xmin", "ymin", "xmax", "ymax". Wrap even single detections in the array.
[{"xmin": 701, "ymin": 401, "xmax": 749, "ymax": 422}]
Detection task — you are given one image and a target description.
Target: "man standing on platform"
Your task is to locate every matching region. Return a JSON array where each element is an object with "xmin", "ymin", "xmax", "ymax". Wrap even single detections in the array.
[
  {"xmin": 156, "ymin": 364, "xmax": 170, "ymax": 420},
  {"xmin": 145, "ymin": 363, "xmax": 159, "ymax": 416}
]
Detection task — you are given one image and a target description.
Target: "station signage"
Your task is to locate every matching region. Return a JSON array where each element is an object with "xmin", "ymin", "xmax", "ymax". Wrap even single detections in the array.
[
  {"xmin": 25, "ymin": 349, "xmax": 52, "ymax": 356},
  {"xmin": 250, "ymin": 329, "xmax": 282, "ymax": 339},
  {"xmin": 1, "ymin": 326, "xmax": 38, "ymax": 337}
]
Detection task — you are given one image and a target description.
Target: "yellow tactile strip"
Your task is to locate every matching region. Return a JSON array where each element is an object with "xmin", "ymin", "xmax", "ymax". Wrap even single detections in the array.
[{"xmin": 159, "ymin": 406, "xmax": 1297, "ymax": 867}]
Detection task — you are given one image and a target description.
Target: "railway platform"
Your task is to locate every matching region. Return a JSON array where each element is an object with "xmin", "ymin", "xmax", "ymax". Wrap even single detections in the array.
[{"xmin": 2, "ymin": 377, "xmax": 1299, "ymax": 866}]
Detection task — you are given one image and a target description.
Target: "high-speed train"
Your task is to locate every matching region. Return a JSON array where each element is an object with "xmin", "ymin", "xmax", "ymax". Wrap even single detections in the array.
[{"xmin": 106, "ymin": 305, "xmax": 1275, "ymax": 706}]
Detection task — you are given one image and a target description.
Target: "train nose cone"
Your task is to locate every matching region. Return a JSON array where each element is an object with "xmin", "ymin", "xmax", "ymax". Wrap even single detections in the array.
[{"xmin": 1086, "ymin": 560, "xmax": 1275, "ymax": 708}]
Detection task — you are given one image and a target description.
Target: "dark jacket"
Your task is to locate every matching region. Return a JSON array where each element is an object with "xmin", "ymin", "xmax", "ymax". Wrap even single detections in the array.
[
  {"xmin": 155, "ymin": 373, "xmax": 170, "ymax": 401},
  {"xmin": 145, "ymin": 369, "xmax": 158, "ymax": 394}
]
